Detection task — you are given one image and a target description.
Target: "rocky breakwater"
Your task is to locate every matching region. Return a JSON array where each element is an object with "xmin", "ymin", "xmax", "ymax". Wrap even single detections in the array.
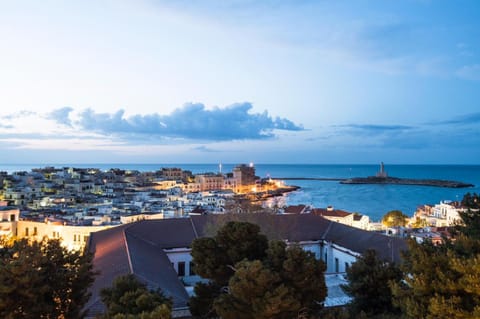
[{"xmin": 340, "ymin": 176, "xmax": 474, "ymax": 188}]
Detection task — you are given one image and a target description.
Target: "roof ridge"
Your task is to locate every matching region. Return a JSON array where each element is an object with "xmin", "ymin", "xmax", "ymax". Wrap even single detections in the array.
[
  {"xmin": 190, "ymin": 217, "xmax": 199, "ymax": 239},
  {"xmin": 122, "ymin": 230, "xmax": 134, "ymax": 274},
  {"xmin": 321, "ymin": 220, "xmax": 334, "ymax": 240}
]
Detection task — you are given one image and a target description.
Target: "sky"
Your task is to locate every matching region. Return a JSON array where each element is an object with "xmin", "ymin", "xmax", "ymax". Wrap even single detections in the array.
[{"xmin": 1, "ymin": 0, "xmax": 479, "ymax": 164}]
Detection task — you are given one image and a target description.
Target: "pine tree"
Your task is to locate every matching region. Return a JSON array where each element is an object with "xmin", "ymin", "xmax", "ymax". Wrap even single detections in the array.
[
  {"xmin": 99, "ymin": 274, "xmax": 172, "ymax": 319},
  {"xmin": 0, "ymin": 237, "xmax": 94, "ymax": 319},
  {"xmin": 342, "ymin": 249, "xmax": 402, "ymax": 317},
  {"xmin": 190, "ymin": 222, "xmax": 327, "ymax": 319}
]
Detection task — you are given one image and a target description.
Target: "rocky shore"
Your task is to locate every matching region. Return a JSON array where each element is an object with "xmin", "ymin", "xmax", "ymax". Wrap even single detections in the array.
[{"xmin": 340, "ymin": 176, "xmax": 474, "ymax": 188}]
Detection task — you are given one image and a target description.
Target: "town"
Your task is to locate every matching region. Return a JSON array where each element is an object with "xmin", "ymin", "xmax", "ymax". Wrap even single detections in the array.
[
  {"xmin": 1, "ymin": 163, "xmax": 478, "ymax": 318},
  {"xmin": 0, "ymin": 163, "xmax": 299, "ymax": 250},
  {"xmin": 0, "ymin": 163, "xmax": 471, "ymax": 251}
]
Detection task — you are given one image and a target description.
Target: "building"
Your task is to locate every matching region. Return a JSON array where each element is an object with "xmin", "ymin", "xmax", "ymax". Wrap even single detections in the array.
[
  {"xmin": 312, "ymin": 207, "xmax": 371, "ymax": 230},
  {"xmin": 412, "ymin": 200, "xmax": 468, "ymax": 227},
  {"xmin": 0, "ymin": 206, "xmax": 20, "ymax": 236},
  {"xmin": 14, "ymin": 219, "xmax": 113, "ymax": 251},
  {"xmin": 194, "ymin": 173, "xmax": 224, "ymax": 191},
  {"xmin": 85, "ymin": 213, "xmax": 407, "ymax": 318},
  {"xmin": 232, "ymin": 164, "xmax": 258, "ymax": 193}
]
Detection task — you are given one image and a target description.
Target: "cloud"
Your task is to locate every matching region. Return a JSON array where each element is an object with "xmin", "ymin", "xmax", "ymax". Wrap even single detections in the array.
[
  {"xmin": 1, "ymin": 110, "xmax": 37, "ymax": 120},
  {"xmin": 337, "ymin": 124, "xmax": 414, "ymax": 135},
  {"xmin": 191, "ymin": 145, "xmax": 221, "ymax": 153},
  {"xmin": 456, "ymin": 64, "xmax": 480, "ymax": 81},
  {"xmin": 436, "ymin": 112, "xmax": 480, "ymax": 125},
  {"xmin": 76, "ymin": 102, "xmax": 304, "ymax": 141},
  {"xmin": 47, "ymin": 107, "xmax": 74, "ymax": 126}
]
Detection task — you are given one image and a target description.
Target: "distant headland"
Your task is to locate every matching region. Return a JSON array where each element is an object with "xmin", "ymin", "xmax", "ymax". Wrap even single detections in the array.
[{"xmin": 340, "ymin": 162, "xmax": 474, "ymax": 188}]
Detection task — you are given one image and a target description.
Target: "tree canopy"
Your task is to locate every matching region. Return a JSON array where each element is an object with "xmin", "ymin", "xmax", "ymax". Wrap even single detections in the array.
[
  {"xmin": 461, "ymin": 192, "xmax": 480, "ymax": 209},
  {"xmin": 0, "ymin": 237, "xmax": 94, "ymax": 319},
  {"xmin": 100, "ymin": 274, "xmax": 172, "ymax": 319},
  {"xmin": 342, "ymin": 249, "xmax": 402, "ymax": 317},
  {"xmin": 381, "ymin": 210, "xmax": 408, "ymax": 227},
  {"xmin": 189, "ymin": 221, "xmax": 326, "ymax": 319},
  {"xmin": 391, "ymin": 194, "xmax": 480, "ymax": 319},
  {"xmin": 191, "ymin": 221, "xmax": 268, "ymax": 286}
]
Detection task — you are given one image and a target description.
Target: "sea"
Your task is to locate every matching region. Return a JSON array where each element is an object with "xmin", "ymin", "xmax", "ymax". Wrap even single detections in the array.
[{"xmin": 1, "ymin": 163, "xmax": 479, "ymax": 222}]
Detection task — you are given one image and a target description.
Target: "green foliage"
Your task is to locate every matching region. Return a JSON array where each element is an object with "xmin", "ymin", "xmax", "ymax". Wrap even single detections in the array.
[
  {"xmin": 316, "ymin": 308, "xmax": 403, "ymax": 319},
  {"xmin": 191, "ymin": 221, "xmax": 268, "ymax": 286},
  {"xmin": 456, "ymin": 208, "xmax": 480, "ymax": 240},
  {"xmin": 100, "ymin": 274, "xmax": 171, "ymax": 319},
  {"xmin": 190, "ymin": 222, "xmax": 326, "ymax": 319},
  {"xmin": 410, "ymin": 216, "xmax": 428, "ymax": 228},
  {"xmin": 381, "ymin": 210, "xmax": 408, "ymax": 227},
  {"xmin": 215, "ymin": 242, "xmax": 326, "ymax": 319},
  {"xmin": 391, "ymin": 236, "xmax": 480, "ymax": 319},
  {"xmin": 461, "ymin": 192, "xmax": 480, "ymax": 209},
  {"xmin": 188, "ymin": 282, "xmax": 220, "ymax": 319},
  {"xmin": 215, "ymin": 259, "xmax": 301, "ymax": 319},
  {"xmin": 342, "ymin": 249, "xmax": 402, "ymax": 316},
  {"xmin": 0, "ymin": 237, "xmax": 94, "ymax": 319}
]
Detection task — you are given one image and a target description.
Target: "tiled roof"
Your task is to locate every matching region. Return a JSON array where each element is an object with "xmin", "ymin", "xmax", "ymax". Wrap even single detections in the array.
[
  {"xmin": 312, "ymin": 208, "xmax": 351, "ymax": 218},
  {"xmin": 284, "ymin": 205, "xmax": 306, "ymax": 214}
]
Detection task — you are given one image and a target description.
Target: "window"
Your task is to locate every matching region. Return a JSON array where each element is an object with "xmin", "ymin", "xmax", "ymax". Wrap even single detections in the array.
[
  {"xmin": 33, "ymin": 227, "xmax": 38, "ymax": 236},
  {"xmin": 84, "ymin": 235, "xmax": 89, "ymax": 243},
  {"xmin": 345, "ymin": 262, "xmax": 349, "ymax": 272},
  {"xmin": 10, "ymin": 214, "xmax": 15, "ymax": 221},
  {"xmin": 189, "ymin": 262, "xmax": 196, "ymax": 276},
  {"xmin": 335, "ymin": 257, "xmax": 339, "ymax": 273},
  {"xmin": 178, "ymin": 262, "xmax": 185, "ymax": 277},
  {"xmin": 25, "ymin": 227, "xmax": 29, "ymax": 236}
]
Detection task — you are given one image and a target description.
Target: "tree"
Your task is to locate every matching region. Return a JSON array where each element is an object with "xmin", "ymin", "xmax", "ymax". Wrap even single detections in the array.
[
  {"xmin": 381, "ymin": 210, "xmax": 408, "ymax": 227},
  {"xmin": 461, "ymin": 192, "xmax": 480, "ymax": 209},
  {"xmin": 100, "ymin": 274, "xmax": 171, "ymax": 319},
  {"xmin": 190, "ymin": 223, "xmax": 327, "ymax": 319},
  {"xmin": 215, "ymin": 241, "xmax": 326, "ymax": 319},
  {"xmin": 341, "ymin": 249, "xmax": 402, "ymax": 317},
  {"xmin": 190, "ymin": 221, "xmax": 268, "ymax": 317},
  {"xmin": 191, "ymin": 221, "xmax": 269, "ymax": 286},
  {"xmin": 390, "ymin": 196, "xmax": 480, "ymax": 319},
  {"xmin": 0, "ymin": 237, "xmax": 94, "ymax": 319},
  {"xmin": 391, "ymin": 237, "xmax": 480, "ymax": 319}
]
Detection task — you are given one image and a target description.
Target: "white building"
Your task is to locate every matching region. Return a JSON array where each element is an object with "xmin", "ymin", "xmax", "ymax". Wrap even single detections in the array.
[{"xmin": 86, "ymin": 214, "xmax": 406, "ymax": 318}]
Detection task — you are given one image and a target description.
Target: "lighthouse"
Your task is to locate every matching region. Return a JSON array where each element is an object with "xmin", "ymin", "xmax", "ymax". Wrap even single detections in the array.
[{"xmin": 376, "ymin": 162, "xmax": 388, "ymax": 178}]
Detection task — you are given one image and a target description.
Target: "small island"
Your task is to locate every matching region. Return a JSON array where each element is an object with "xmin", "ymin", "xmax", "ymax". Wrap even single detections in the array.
[{"xmin": 340, "ymin": 162, "xmax": 474, "ymax": 188}]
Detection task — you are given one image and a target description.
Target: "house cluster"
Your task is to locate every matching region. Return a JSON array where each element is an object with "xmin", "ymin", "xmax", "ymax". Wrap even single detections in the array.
[
  {"xmin": 283, "ymin": 204, "xmax": 373, "ymax": 230},
  {"xmin": 380, "ymin": 199, "xmax": 480, "ymax": 244},
  {"xmin": 411, "ymin": 199, "xmax": 471, "ymax": 227},
  {"xmin": 0, "ymin": 164, "xmax": 278, "ymax": 250},
  {"xmin": 85, "ymin": 213, "xmax": 407, "ymax": 318}
]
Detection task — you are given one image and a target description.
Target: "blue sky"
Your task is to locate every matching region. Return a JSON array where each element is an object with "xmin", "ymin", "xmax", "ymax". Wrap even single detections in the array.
[{"xmin": 0, "ymin": 0, "xmax": 479, "ymax": 164}]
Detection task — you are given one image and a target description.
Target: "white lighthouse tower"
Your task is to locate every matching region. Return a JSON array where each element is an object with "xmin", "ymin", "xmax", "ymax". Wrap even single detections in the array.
[{"xmin": 376, "ymin": 162, "xmax": 388, "ymax": 178}]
